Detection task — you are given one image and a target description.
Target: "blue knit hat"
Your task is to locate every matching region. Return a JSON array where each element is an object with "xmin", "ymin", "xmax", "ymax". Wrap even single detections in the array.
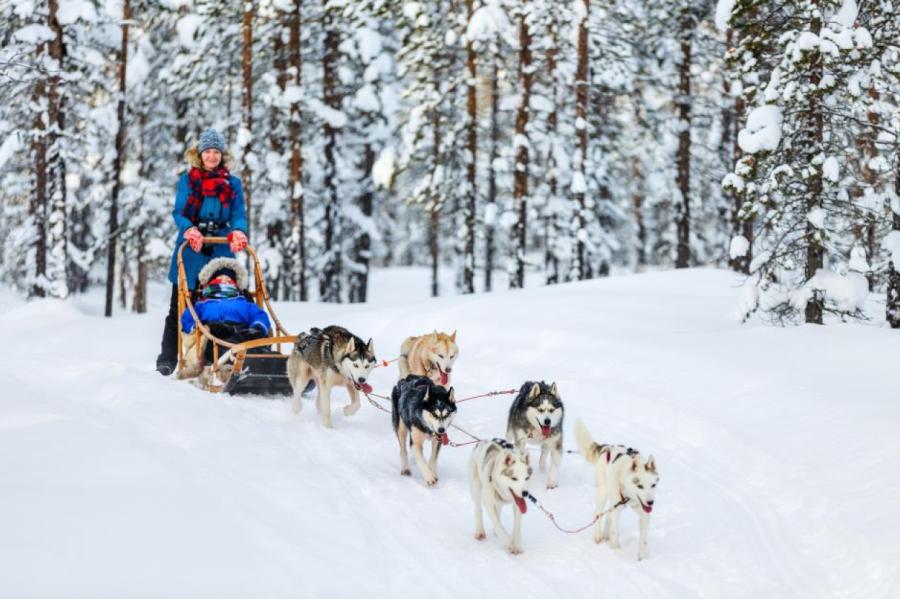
[{"xmin": 198, "ymin": 128, "xmax": 226, "ymax": 154}]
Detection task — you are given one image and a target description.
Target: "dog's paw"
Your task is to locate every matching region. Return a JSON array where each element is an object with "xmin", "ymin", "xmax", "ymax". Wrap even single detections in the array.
[
  {"xmin": 343, "ymin": 403, "xmax": 360, "ymax": 417},
  {"xmin": 546, "ymin": 481, "xmax": 557, "ymax": 490},
  {"xmin": 400, "ymin": 468, "xmax": 411, "ymax": 476},
  {"xmin": 608, "ymin": 539, "xmax": 621, "ymax": 549},
  {"xmin": 425, "ymin": 475, "xmax": 438, "ymax": 486},
  {"xmin": 507, "ymin": 544, "xmax": 522, "ymax": 555},
  {"xmin": 594, "ymin": 535, "xmax": 603, "ymax": 544},
  {"xmin": 474, "ymin": 531, "xmax": 486, "ymax": 541}
]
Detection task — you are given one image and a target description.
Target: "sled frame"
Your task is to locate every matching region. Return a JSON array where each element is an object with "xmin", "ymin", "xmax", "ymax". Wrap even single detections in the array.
[{"xmin": 175, "ymin": 237, "xmax": 296, "ymax": 393}]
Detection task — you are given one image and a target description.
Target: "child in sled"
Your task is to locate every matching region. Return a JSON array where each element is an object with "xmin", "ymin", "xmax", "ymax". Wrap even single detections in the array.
[{"xmin": 178, "ymin": 257, "xmax": 271, "ymax": 379}]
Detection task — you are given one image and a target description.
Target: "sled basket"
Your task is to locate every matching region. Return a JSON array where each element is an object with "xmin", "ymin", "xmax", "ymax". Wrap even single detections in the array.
[{"xmin": 175, "ymin": 237, "xmax": 296, "ymax": 396}]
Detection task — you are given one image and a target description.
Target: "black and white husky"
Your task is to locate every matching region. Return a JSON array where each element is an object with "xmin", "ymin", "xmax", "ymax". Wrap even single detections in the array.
[
  {"xmin": 469, "ymin": 438, "xmax": 532, "ymax": 554},
  {"xmin": 575, "ymin": 420, "xmax": 659, "ymax": 560},
  {"xmin": 391, "ymin": 375, "xmax": 457, "ymax": 486},
  {"xmin": 506, "ymin": 381, "xmax": 564, "ymax": 489}
]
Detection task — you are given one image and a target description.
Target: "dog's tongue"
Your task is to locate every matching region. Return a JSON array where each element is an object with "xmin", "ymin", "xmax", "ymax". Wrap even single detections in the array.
[
  {"xmin": 513, "ymin": 494, "xmax": 527, "ymax": 514},
  {"xmin": 540, "ymin": 425, "xmax": 551, "ymax": 438},
  {"xmin": 440, "ymin": 371, "xmax": 449, "ymax": 386},
  {"xmin": 359, "ymin": 382, "xmax": 373, "ymax": 394},
  {"xmin": 642, "ymin": 505, "xmax": 653, "ymax": 514},
  {"xmin": 439, "ymin": 432, "xmax": 449, "ymax": 446}
]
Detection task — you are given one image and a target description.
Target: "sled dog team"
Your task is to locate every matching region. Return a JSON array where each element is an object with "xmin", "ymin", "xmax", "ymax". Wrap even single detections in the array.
[{"xmin": 286, "ymin": 326, "xmax": 660, "ymax": 559}]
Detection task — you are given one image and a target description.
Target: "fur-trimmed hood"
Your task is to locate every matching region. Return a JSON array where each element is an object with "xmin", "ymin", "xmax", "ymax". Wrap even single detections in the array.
[
  {"xmin": 197, "ymin": 257, "xmax": 249, "ymax": 289},
  {"xmin": 185, "ymin": 145, "xmax": 235, "ymax": 170}
]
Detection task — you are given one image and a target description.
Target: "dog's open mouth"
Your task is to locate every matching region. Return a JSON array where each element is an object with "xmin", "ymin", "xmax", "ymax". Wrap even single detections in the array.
[
  {"xmin": 639, "ymin": 498, "xmax": 653, "ymax": 514},
  {"xmin": 437, "ymin": 365, "xmax": 449, "ymax": 386},
  {"xmin": 354, "ymin": 381, "xmax": 373, "ymax": 394},
  {"xmin": 512, "ymin": 493, "xmax": 527, "ymax": 514},
  {"xmin": 438, "ymin": 432, "xmax": 449, "ymax": 446},
  {"xmin": 540, "ymin": 425, "xmax": 552, "ymax": 438}
]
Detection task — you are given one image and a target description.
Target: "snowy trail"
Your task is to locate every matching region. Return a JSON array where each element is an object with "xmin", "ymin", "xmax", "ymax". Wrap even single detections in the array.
[{"xmin": 1, "ymin": 269, "xmax": 898, "ymax": 599}]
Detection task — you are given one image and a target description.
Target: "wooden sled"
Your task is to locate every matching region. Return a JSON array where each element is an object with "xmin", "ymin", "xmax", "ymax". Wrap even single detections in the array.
[{"xmin": 176, "ymin": 237, "xmax": 296, "ymax": 395}]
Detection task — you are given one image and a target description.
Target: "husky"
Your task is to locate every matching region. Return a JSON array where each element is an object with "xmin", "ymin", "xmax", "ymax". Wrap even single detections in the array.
[
  {"xmin": 391, "ymin": 375, "xmax": 457, "ymax": 486},
  {"xmin": 398, "ymin": 330, "xmax": 459, "ymax": 386},
  {"xmin": 506, "ymin": 381, "xmax": 564, "ymax": 489},
  {"xmin": 287, "ymin": 326, "xmax": 376, "ymax": 428},
  {"xmin": 469, "ymin": 438, "xmax": 532, "ymax": 554},
  {"xmin": 575, "ymin": 420, "xmax": 659, "ymax": 560}
]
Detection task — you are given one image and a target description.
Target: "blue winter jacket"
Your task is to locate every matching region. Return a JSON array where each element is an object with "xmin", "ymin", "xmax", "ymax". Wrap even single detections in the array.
[
  {"xmin": 181, "ymin": 296, "xmax": 271, "ymax": 334},
  {"xmin": 167, "ymin": 171, "xmax": 248, "ymax": 288}
]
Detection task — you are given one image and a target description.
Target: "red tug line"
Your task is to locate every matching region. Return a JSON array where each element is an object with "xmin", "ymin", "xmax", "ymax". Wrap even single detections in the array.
[{"xmin": 361, "ymin": 385, "xmax": 600, "ymax": 534}]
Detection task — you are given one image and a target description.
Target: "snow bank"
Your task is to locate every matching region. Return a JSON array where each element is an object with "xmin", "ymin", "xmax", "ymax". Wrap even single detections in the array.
[{"xmin": 1, "ymin": 270, "xmax": 897, "ymax": 598}]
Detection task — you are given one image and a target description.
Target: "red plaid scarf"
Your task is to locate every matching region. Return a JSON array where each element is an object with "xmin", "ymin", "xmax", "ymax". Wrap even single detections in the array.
[{"xmin": 183, "ymin": 166, "xmax": 235, "ymax": 224}]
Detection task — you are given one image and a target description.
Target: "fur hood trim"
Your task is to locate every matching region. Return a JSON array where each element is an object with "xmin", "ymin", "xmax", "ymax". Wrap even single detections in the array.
[
  {"xmin": 185, "ymin": 145, "xmax": 235, "ymax": 170},
  {"xmin": 197, "ymin": 257, "xmax": 249, "ymax": 290}
]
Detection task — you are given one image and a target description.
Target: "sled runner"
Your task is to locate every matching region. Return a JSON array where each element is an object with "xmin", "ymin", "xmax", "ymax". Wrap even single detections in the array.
[{"xmin": 176, "ymin": 237, "xmax": 296, "ymax": 395}]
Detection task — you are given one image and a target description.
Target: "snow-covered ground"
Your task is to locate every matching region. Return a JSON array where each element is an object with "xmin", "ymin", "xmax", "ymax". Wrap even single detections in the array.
[{"xmin": 1, "ymin": 268, "xmax": 898, "ymax": 599}]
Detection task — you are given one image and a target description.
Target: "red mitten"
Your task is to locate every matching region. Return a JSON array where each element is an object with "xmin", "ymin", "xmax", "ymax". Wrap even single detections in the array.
[
  {"xmin": 184, "ymin": 227, "xmax": 203, "ymax": 252},
  {"xmin": 228, "ymin": 230, "xmax": 248, "ymax": 253}
]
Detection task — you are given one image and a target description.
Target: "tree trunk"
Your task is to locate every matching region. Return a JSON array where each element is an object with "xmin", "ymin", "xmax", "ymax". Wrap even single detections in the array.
[
  {"xmin": 349, "ymin": 143, "xmax": 374, "ymax": 303},
  {"xmin": 430, "ymin": 106, "xmax": 441, "ymax": 298},
  {"xmin": 675, "ymin": 9, "xmax": 692, "ymax": 269},
  {"xmin": 267, "ymin": 26, "xmax": 287, "ymax": 300},
  {"xmin": 484, "ymin": 58, "xmax": 498, "ymax": 292},
  {"xmin": 510, "ymin": 7, "xmax": 532, "ymax": 289},
  {"xmin": 288, "ymin": 0, "xmax": 306, "ymax": 301},
  {"xmin": 462, "ymin": 0, "xmax": 477, "ymax": 294},
  {"xmin": 241, "ymin": 2, "xmax": 254, "ymax": 237},
  {"xmin": 320, "ymin": 1, "xmax": 341, "ymax": 303},
  {"xmin": 46, "ymin": 0, "xmax": 67, "ymax": 298},
  {"xmin": 572, "ymin": 0, "xmax": 589, "ymax": 281},
  {"xmin": 30, "ymin": 33, "xmax": 48, "ymax": 299},
  {"xmin": 804, "ymin": 11, "xmax": 824, "ymax": 324},
  {"xmin": 175, "ymin": 97, "xmax": 188, "ymax": 172},
  {"xmin": 105, "ymin": 0, "xmax": 129, "ymax": 317},
  {"xmin": 545, "ymin": 21, "xmax": 559, "ymax": 285},
  {"xmin": 632, "ymin": 156, "xmax": 646, "ymax": 269},
  {"xmin": 887, "ymin": 167, "xmax": 900, "ymax": 328}
]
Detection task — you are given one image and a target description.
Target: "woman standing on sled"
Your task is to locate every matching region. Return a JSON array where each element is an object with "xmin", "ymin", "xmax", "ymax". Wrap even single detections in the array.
[{"xmin": 156, "ymin": 128, "xmax": 249, "ymax": 375}]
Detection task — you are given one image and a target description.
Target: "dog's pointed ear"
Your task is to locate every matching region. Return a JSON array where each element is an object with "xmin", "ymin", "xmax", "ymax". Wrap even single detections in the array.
[
  {"xmin": 422, "ymin": 386, "xmax": 430, "ymax": 402},
  {"xmin": 366, "ymin": 337, "xmax": 374, "ymax": 354},
  {"xmin": 528, "ymin": 383, "xmax": 541, "ymax": 400},
  {"xmin": 645, "ymin": 455, "xmax": 657, "ymax": 473},
  {"xmin": 504, "ymin": 453, "xmax": 513, "ymax": 466},
  {"xmin": 524, "ymin": 452, "xmax": 531, "ymax": 467},
  {"xmin": 447, "ymin": 387, "xmax": 455, "ymax": 403},
  {"xmin": 631, "ymin": 456, "xmax": 641, "ymax": 472},
  {"xmin": 550, "ymin": 382, "xmax": 559, "ymax": 398},
  {"xmin": 346, "ymin": 337, "xmax": 356, "ymax": 353},
  {"xmin": 450, "ymin": 329, "xmax": 457, "ymax": 342}
]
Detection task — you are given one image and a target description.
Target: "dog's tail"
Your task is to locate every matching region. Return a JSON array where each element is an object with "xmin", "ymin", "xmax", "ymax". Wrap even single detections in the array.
[{"xmin": 575, "ymin": 419, "xmax": 602, "ymax": 464}]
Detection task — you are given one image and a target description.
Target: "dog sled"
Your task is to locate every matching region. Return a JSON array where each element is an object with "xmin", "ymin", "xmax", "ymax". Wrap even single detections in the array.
[{"xmin": 176, "ymin": 237, "xmax": 296, "ymax": 396}]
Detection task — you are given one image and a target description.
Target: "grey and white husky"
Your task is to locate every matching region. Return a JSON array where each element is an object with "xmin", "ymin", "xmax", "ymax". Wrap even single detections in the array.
[
  {"xmin": 287, "ymin": 326, "xmax": 376, "ymax": 428},
  {"xmin": 506, "ymin": 381, "xmax": 564, "ymax": 489},
  {"xmin": 575, "ymin": 420, "xmax": 659, "ymax": 560},
  {"xmin": 469, "ymin": 438, "xmax": 532, "ymax": 554},
  {"xmin": 391, "ymin": 375, "xmax": 457, "ymax": 486}
]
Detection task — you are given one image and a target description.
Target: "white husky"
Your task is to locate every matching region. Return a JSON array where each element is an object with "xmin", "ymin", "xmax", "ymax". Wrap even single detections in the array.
[
  {"xmin": 469, "ymin": 439, "xmax": 532, "ymax": 554},
  {"xmin": 575, "ymin": 420, "xmax": 659, "ymax": 560}
]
